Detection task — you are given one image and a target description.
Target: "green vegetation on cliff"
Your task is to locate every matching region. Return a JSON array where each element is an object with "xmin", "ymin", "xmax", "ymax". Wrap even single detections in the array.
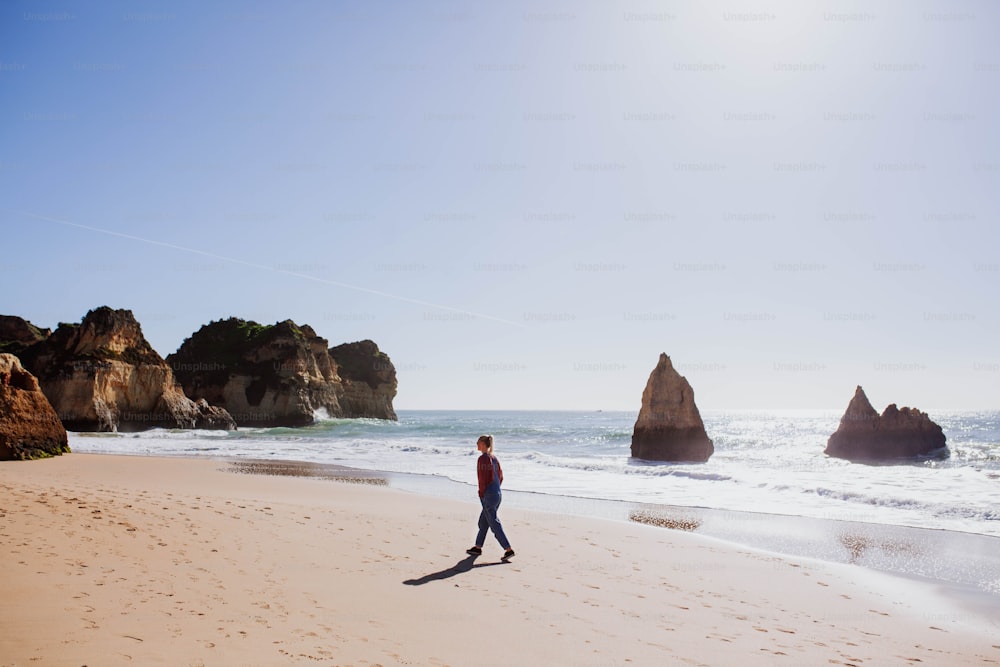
[
  {"xmin": 171, "ymin": 318, "xmax": 304, "ymax": 370},
  {"xmin": 0, "ymin": 315, "xmax": 51, "ymax": 355},
  {"xmin": 167, "ymin": 318, "xmax": 315, "ymax": 395}
]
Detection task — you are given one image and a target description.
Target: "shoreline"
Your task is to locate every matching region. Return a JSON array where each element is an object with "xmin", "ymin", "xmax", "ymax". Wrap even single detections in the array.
[
  {"xmin": 2, "ymin": 452, "xmax": 999, "ymax": 665},
  {"xmin": 66, "ymin": 408, "xmax": 1000, "ymax": 546},
  {"xmin": 228, "ymin": 456, "xmax": 1000, "ymax": 609},
  {"xmin": 71, "ymin": 442, "xmax": 1000, "ymax": 537},
  {"xmin": 63, "ymin": 449, "xmax": 1000, "ymax": 607}
]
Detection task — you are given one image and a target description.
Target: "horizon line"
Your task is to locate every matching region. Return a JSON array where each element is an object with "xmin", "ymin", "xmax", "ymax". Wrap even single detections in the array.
[{"xmin": 392, "ymin": 406, "xmax": 992, "ymax": 413}]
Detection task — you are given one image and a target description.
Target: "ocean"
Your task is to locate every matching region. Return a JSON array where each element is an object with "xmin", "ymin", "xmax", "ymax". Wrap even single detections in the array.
[
  {"xmin": 69, "ymin": 408, "xmax": 1000, "ymax": 535},
  {"xmin": 69, "ymin": 409, "xmax": 1000, "ymax": 600}
]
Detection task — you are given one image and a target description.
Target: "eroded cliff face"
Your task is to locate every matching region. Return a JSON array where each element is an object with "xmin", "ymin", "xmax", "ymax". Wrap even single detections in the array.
[
  {"xmin": 2, "ymin": 309, "xmax": 397, "ymax": 431},
  {"xmin": 631, "ymin": 353, "xmax": 714, "ymax": 462},
  {"xmin": 0, "ymin": 353, "xmax": 69, "ymax": 460},
  {"xmin": 168, "ymin": 318, "xmax": 347, "ymax": 427},
  {"xmin": 329, "ymin": 340, "xmax": 398, "ymax": 420},
  {"xmin": 17, "ymin": 307, "xmax": 235, "ymax": 432},
  {"xmin": 825, "ymin": 386, "xmax": 947, "ymax": 461}
]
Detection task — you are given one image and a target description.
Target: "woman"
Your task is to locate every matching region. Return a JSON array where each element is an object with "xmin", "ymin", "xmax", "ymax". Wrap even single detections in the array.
[{"xmin": 467, "ymin": 434, "xmax": 515, "ymax": 560}]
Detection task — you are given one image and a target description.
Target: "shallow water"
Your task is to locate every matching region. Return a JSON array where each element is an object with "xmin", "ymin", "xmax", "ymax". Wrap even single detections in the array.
[{"xmin": 71, "ymin": 409, "xmax": 1000, "ymax": 539}]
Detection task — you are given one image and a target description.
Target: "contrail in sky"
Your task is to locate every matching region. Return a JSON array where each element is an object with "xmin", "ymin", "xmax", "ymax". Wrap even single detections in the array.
[{"xmin": 20, "ymin": 211, "xmax": 524, "ymax": 327}]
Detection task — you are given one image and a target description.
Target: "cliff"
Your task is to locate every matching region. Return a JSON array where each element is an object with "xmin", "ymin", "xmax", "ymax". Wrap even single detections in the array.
[
  {"xmin": 631, "ymin": 353, "xmax": 714, "ymax": 462},
  {"xmin": 167, "ymin": 318, "xmax": 347, "ymax": 427},
  {"xmin": 0, "ymin": 353, "xmax": 70, "ymax": 460},
  {"xmin": 0, "ymin": 315, "xmax": 51, "ymax": 355},
  {"xmin": 17, "ymin": 307, "xmax": 235, "ymax": 432},
  {"xmin": 329, "ymin": 340, "xmax": 398, "ymax": 420},
  {"xmin": 825, "ymin": 386, "xmax": 947, "ymax": 461}
]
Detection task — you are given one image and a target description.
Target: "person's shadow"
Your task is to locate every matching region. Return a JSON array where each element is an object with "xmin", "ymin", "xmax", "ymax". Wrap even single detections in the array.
[{"xmin": 403, "ymin": 554, "xmax": 508, "ymax": 586}]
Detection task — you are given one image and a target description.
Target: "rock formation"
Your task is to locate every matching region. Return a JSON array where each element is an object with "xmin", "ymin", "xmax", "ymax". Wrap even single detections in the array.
[
  {"xmin": 0, "ymin": 315, "xmax": 51, "ymax": 355},
  {"xmin": 16, "ymin": 307, "xmax": 236, "ymax": 432},
  {"xmin": 168, "ymin": 318, "xmax": 347, "ymax": 427},
  {"xmin": 329, "ymin": 340, "xmax": 398, "ymax": 420},
  {"xmin": 631, "ymin": 353, "xmax": 714, "ymax": 462},
  {"xmin": 825, "ymin": 386, "xmax": 947, "ymax": 461},
  {"xmin": 0, "ymin": 353, "xmax": 70, "ymax": 460}
]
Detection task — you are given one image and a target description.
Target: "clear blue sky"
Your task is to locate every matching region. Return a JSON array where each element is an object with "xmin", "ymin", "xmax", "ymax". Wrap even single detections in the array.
[{"xmin": 3, "ymin": 1, "xmax": 998, "ymax": 410}]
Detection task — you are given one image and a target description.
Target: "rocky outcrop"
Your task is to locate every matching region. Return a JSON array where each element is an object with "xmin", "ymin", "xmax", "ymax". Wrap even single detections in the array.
[
  {"xmin": 631, "ymin": 353, "xmax": 714, "ymax": 462},
  {"xmin": 329, "ymin": 340, "xmax": 397, "ymax": 420},
  {"xmin": 0, "ymin": 315, "xmax": 51, "ymax": 355},
  {"xmin": 17, "ymin": 307, "xmax": 235, "ymax": 432},
  {"xmin": 825, "ymin": 386, "xmax": 947, "ymax": 461},
  {"xmin": 168, "ymin": 318, "xmax": 348, "ymax": 427},
  {"xmin": 0, "ymin": 353, "xmax": 70, "ymax": 460}
]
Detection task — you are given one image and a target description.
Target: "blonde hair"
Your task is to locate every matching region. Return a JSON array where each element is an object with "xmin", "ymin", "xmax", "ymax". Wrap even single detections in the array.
[{"xmin": 477, "ymin": 434, "xmax": 494, "ymax": 454}]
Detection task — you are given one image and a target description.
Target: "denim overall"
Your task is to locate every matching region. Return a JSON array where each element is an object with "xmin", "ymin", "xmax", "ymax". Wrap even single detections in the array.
[{"xmin": 476, "ymin": 456, "xmax": 511, "ymax": 549}]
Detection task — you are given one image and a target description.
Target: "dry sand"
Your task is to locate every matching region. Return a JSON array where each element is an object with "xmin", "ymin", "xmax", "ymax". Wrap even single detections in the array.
[{"xmin": 1, "ymin": 453, "xmax": 997, "ymax": 666}]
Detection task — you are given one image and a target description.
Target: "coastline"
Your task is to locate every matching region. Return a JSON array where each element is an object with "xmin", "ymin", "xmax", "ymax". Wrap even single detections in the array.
[
  {"xmin": 66, "ymin": 408, "xmax": 1000, "ymax": 542},
  {"xmin": 2, "ymin": 453, "xmax": 998, "ymax": 665},
  {"xmin": 232, "ymin": 456, "xmax": 1000, "ymax": 610}
]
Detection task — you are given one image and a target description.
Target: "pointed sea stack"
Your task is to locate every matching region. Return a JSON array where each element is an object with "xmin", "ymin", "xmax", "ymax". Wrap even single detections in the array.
[
  {"xmin": 0, "ymin": 353, "xmax": 70, "ymax": 460},
  {"xmin": 825, "ymin": 386, "xmax": 947, "ymax": 461},
  {"xmin": 631, "ymin": 353, "xmax": 714, "ymax": 462}
]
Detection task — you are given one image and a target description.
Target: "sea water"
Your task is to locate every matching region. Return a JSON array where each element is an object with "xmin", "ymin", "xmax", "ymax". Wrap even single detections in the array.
[{"xmin": 70, "ymin": 409, "xmax": 1000, "ymax": 538}]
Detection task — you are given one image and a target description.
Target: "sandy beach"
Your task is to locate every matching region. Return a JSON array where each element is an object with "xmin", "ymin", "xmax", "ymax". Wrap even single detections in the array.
[{"xmin": 1, "ymin": 454, "xmax": 998, "ymax": 666}]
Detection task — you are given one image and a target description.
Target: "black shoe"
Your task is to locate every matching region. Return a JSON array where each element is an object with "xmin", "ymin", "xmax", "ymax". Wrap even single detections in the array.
[
  {"xmin": 501, "ymin": 549, "xmax": 515, "ymax": 561},
  {"xmin": 466, "ymin": 546, "xmax": 483, "ymax": 556}
]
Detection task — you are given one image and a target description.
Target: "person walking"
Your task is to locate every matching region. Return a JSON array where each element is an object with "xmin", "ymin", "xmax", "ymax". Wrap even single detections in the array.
[{"xmin": 467, "ymin": 434, "xmax": 515, "ymax": 560}]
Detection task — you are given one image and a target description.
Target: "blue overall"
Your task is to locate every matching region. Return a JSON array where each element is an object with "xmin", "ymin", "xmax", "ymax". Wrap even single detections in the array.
[{"xmin": 476, "ymin": 456, "xmax": 511, "ymax": 550}]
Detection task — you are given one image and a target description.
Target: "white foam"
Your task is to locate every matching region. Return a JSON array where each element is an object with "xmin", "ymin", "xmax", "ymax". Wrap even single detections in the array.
[{"xmin": 68, "ymin": 409, "xmax": 1000, "ymax": 538}]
